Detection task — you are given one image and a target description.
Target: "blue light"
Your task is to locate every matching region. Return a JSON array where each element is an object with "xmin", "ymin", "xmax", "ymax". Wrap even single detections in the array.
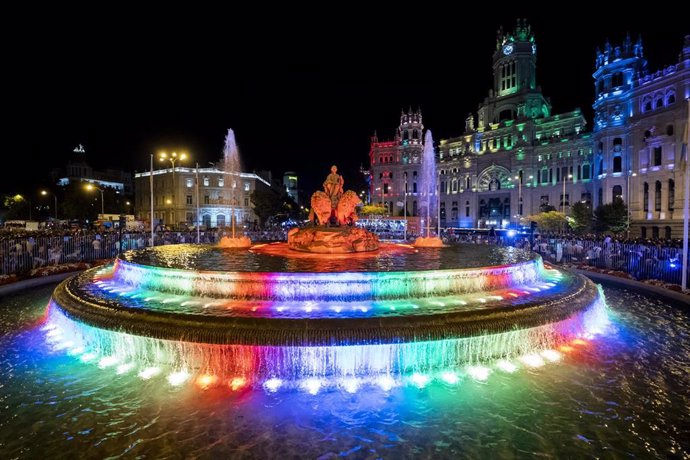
[{"xmin": 508, "ymin": 230, "xmax": 516, "ymax": 237}]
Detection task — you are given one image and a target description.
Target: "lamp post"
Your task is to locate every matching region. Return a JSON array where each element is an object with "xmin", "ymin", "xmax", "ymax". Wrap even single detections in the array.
[
  {"xmin": 85, "ymin": 184, "xmax": 104, "ymax": 215},
  {"xmin": 159, "ymin": 151, "xmax": 187, "ymax": 229},
  {"xmin": 40, "ymin": 190, "xmax": 58, "ymax": 219},
  {"xmin": 626, "ymin": 171, "xmax": 637, "ymax": 240}
]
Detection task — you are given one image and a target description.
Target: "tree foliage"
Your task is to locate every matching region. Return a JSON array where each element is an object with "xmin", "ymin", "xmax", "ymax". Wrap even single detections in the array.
[
  {"xmin": 569, "ymin": 202, "xmax": 593, "ymax": 234},
  {"xmin": 594, "ymin": 199, "xmax": 628, "ymax": 234},
  {"xmin": 250, "ymin": 186, "xmax": 293, "ymax": 226},
  {"xmin": 527, "ymin": 211, "xmax": 568, "ymax": 233},
  {"xmin": 360, "ymin": 205, "xmax": 386, "ymax": 216}
]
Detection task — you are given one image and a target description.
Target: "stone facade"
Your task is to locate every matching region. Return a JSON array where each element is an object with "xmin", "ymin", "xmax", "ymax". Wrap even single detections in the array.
[{"xmin": 134, "ymin": 167, "xmax": 270, "ymax": 229}]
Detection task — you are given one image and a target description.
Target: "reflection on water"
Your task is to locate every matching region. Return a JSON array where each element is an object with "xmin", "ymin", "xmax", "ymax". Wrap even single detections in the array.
[
  {"xmin": 0, "ymin": 285, "xmax": 688, "ymax": 457},
  {"xmin": 120, "ymin": 243, "xmax": 533, "ymax": 273}
]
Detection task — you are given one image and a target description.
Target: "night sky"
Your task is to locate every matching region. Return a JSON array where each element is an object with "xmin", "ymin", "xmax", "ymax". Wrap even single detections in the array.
[{"xmin": 6, "ymin": 10, "xmax": 687, "ymax": 198}]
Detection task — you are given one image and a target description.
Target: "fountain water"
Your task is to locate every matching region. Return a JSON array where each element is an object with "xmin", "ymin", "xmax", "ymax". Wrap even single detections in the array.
[
  {"xmin": 218, "ymin": 129, "xmax": 252, "ymax": 248},
  {"xmin": 414, "ymin": 130, "xmax": 444, "ymax": 247}
]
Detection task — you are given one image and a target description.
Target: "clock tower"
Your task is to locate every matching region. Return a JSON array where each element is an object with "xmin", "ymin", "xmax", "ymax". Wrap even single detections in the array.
[{"xmin": 477, "ymin": 19, "xmax": 550, "ymax": 129}]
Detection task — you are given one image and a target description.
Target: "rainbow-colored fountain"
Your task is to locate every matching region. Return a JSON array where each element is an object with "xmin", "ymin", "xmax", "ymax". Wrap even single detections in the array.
[{"xmin": 46, "ymin": 240, "xmax": 608, "ymax": 393}]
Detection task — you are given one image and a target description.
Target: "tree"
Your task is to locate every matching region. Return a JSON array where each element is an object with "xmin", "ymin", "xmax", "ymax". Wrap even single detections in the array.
[
  {"xmin": 250, "ymin": 186, "xmax": 290, "ymax": 226},
  {"xmin": 526, "ymin": 211, "xmax": 568, "ymax": 233},
  {"xmin": 570, "ymin": 202, "xmax": 593, "ymax": 234},
  {"xmin": 2, "ymin": 195, "xmax": 31, "ymax": 220},
  {"xmin": 594, "ymin": 199, "xmax": 628, "ymax": 234},
  {"xmin": 539, "ymin": 203, "xmax": 557, "ymax": 213},
  {"xmin": 360, "ymin": 204, "xmax": 386, "ymax": 216}
]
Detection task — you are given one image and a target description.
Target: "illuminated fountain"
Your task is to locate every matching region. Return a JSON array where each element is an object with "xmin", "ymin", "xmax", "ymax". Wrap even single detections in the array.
[
  {"xmin": 218, "ymin": 128, "xmax": 252, "ymax": 249},
  {"xmin": 46, "ymin": 166, "xmax": 608, "ymax": 394},
  {"xmin": 413, "ymin": 130, "xmax": 444, "ymax": 248}
]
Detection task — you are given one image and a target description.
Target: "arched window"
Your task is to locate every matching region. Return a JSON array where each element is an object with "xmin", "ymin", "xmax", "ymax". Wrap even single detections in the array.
[
  {"xmin": 613, "ymin": 156, "xmax": 622, "ymax": 173},
  {"xmin": 668, "ymin": 179, "xmax": 675, "ymax": 211},
  {"xmin": 412, "ymin": 130, "xmax": 418, "ymax": 140},
  {"xmin": 216, "ymin": 215, "xmax": 226, "ymax": 227},
  {"xmin": 613, "ymin": 137, "xmax": 622, "ymax": 151},
  {"xmin": 642, "ymin": 96, "xmax": 652, "ymax": 112},
  {"xmin": 643, "ymin": 182, "xmax": 649, "ymax": 212},
  {"xmin": 655, "ymin": 96, "xmax": 664, "ymax": 109},
  {"xmin": 465, "ymin": 176, "xmax": 471, "ymax": 190},
  {"xmin": 655, "ymin": 181, "xmax": 662, "ymax": 212},
  {"xmin": 582, "ymin": 163, "xmax": 591, "ymax": 180},
  {"xmin": 666, "ymin": 91, "xmax": 676, "ymax": 105},
  {"xmin": 452, "ymin": 179, "xmax": 458, "ymax": 192},
  {"xmin": 612, "ymin": 185, "xmax": 623, "ymax": 201},
  {"xmin": 403, "ymin": 131, "xmax": 409, "ymax": 140}
]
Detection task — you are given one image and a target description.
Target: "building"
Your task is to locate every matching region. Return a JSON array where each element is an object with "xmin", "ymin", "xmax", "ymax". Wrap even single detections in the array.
[
  {"xmin": 134, "ymin": 166, "xmax": 271, "ymax": 229},
  {"xmin": 283, "ymin": 171, "xmax": 299, "ymax": 204},
  {"xmin": 371, "ymin": 20, "xmax": 593, "ymax": 228},
  {"xmin": 54, "ymin": 144, "xmax": 134, "ymax": 194},
  {"xmin": 593, "ymin": 34, "xmax": 689, "ymax": 238}
]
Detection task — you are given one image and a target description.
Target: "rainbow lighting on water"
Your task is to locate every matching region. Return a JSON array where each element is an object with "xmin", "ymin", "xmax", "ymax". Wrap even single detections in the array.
[{"xmin": 46, "ymin": 243, "xmax": 610, "ymax": 394}]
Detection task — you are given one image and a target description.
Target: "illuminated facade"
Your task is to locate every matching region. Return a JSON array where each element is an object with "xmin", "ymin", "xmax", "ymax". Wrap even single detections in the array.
[
  {"xmin": 371, "ymin": 21, "xmax": 592, "ymax": 228},
  {"xmin": 134, "ymin": 167, "xmax": 270, "ymax": 229},
  {"xmin": 283, "ymin": 171, "xmax": 299, "ymax": 204},
  {"xmin": 593, "ymin": 34, "xmax": 689, "ymax": 238},
  {"xmin": 370, "ymin": 23, "xmax": 689, "ymax": 236}
]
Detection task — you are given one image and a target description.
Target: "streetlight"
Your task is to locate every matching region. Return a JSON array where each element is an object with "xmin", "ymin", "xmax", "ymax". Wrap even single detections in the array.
[
  {"xmin": 40, "ymin": 190, "xmax": 58, "ymax": 219},
  {"xmin": 159, "ymin": 151, "xmax": 187, "ymax": 229},
  {"xmin": 626, "ymin": 171, "xmax": 637, "ymax": 240},
  {"xmin": 85, "ymin": 183, "xmax": 105, "ymax": 215},
  {"xmin": 14, "ymin": 194, "xmax": 32, "ymax": 220}
]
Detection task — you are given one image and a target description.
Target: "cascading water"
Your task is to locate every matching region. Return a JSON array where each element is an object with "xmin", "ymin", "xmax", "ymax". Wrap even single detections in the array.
[{"xmin": 46, "ymin": 242, "xmax": 610, "ymax": 394}]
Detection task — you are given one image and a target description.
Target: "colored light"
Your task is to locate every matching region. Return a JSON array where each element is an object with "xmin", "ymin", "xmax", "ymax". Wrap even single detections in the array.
[
  {"xmin": 496, "ymin": 360, "xmax": 517, "ymax": 373},
  {"xmin": 572, "ymin": 339, "xmax": 589, "ymax": 346},
  {"xmin": 441, "ymin": 371, "xmax": 459, "ymax": 384},
  {"xmin": 520, "ymin": 354, "xmax": 545, "ymax": 368},
  {"xmin": 467, "ymin": 365, "xmax": 490, "ymax": 381},
  {"xmin": 377, "ymin": 375, "xmax": 396, "ymax": 391},
  {"xmin": 196, "ymin": 374, "xmax": 218, "ymax": 388},
  {"xmin": 302, "ymin": 378, "xmax": 322, "ymax": 395},
  {"xmin": 229, "ymin": 377, "xmax": 246, "ymax": 391},
  {"xmin": 411, "ymin": 373, "xmax": 430, "ymax": 388},
  {"xmin": 167, "ymin": 371, "xmax": 190, "ymax": 386},
  {"xmin": 541, "ymin": 350, "xmax": 562, "ymax": 362},
  {"xmin": 263, "ymin": 378, "xmax": 282, "ymax": 393},
  {"xmin": 558, "ymin": 345, "xmax": 575, "ymax": 353},
  {"xmin": 138, "ymin": 367, "xmax": 161, "ymax": 380},
  {"xmin": 341, "ymin": 378, "xmax": 360, "ymax": 393},
  {"xmin": 116, "ymin": 363, "xmax": 134, "ymax": 374},
  {"xmin": 98, "ymin": 356, "xmax": 119, "ymax": 368}
]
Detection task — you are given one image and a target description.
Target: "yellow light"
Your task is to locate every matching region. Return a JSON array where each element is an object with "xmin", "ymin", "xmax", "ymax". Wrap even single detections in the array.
[
  {"xmin": 85, "ymin": 184, "xmax": 94, "ymax": 190},
  {"xmin": 41, "ymin": 190, "xmax": 48, "ymax": 196},
  {"xmin": 166, "ymin": 199, "xmax": 172, "ymax": 204},
  {"xmin": 180, "ymin": 153, "xmax": 187, "ymax": 160}
]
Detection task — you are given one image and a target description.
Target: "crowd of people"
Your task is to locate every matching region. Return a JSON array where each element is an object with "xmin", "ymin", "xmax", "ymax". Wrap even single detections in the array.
[{"xmin": 1, "ymin": 226, "xmax": 687, "ymax": 286}]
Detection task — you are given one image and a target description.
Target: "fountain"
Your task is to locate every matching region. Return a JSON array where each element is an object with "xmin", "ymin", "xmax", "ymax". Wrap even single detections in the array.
[
  {"xmin": 218, "ymin": 128, "xmax": 252, "ymax": 249},
  {"xmin": 413, "ymin": 130, "xmax": 444, "ymax": 248},
  {"xmin": 45, "ymin": 166, "xmax": 608, "ymax": 394}
]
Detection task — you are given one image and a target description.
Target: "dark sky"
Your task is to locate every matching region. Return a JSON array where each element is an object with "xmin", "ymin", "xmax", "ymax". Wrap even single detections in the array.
[{"xmin": 6, "ymin": 9, "xmax": 687, "ymax": 197}]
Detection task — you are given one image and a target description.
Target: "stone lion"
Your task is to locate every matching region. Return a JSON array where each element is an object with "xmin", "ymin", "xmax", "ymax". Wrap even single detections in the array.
[
  {"xmin": 310, "ymin": 191, "xmax": 333, "ymax": 226},
  {"xmin": 335, "ymin": 190, "xmax": 362, "ymax": 226}
]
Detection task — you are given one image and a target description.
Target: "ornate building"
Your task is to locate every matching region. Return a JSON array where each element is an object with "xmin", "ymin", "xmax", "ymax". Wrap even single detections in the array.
[
  {"xmin": 593, "ymin": 34, "xmax": 689, "ymax": 238},
  {"xmin": 371, "ymin": 20, "xmax": 593, "ymax": 228}
]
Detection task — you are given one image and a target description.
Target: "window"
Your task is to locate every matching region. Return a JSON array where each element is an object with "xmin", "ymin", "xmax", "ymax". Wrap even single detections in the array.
[
  {"xmin": 203, "ymin": 176, "xmax": 209, "ymax": 186},
  {"xmin": 465, "ymin": 176, "xmax": 471, "ymax": 190},
  {"xmin": 204, "ymin": 195, "xmax": 210, "ymax": 204},
  {"xmin": 643, "ymin": 96, "xmax": 652, "ymax": 112},
  {"xmin": 202, "ymin": 215, "xmax": 211, "ymax": 228},
  {"xmin": 383, "ymin": 183, "xmax": 389, "ymax": 194},
  {"xmin": 581, "ymin": 192, "xmax": 592, "ymax": 205},
  {"xmin": 666, "ymin": 92, "xmax": 676, "ymax": 105},
  {"xmin": 613, "ymin": 138, "xmax": 622, "ymax": 151},
  {"xmin": 653, "ymin": 146, "xmax": 662, "ymax": 166},
  {"xmin": 413, "ymin": 182, "xmax": 417, "ymax": 193},
  {"xmin": 665, "ymin": 226, "xmax": 672, "ymax": 240},
  {"xmin": 612, "ymin": 72, "xmax": 623, "ymax": 87},
  {"xmin": 560, "ymin": 194, "xmax": 569, "ymax": 207},
  {"xmin": 668, "ymin": 179, "xmax": 675, "ymax": 211},
  {"xmin": 612, "ymin": 185, "xmax": 623, "ymax": 201},
  {"xmin": 218, "ymin": 178, "xmax": 224, "ymax": 187},
  {"xmin": 655, "ymin": 97, "xmax": 664, "ymax": 109},
  {"xmin": 652, "ymin": 226, "xmax": 659, "ymax": 238},
  {"xmin": 582, "ymin": 164, "xmax": 591, "ymax": 180},
  {"xmin": 412, "ymin": 201, "xmax": 417, "ymax": 216},
  {"xmin": 641, "ymin": 226, "xmax": 647, "ymax": 238},
  {"xmin": 613, "ymin": 156, "xmax": 622, "ymax": 173},
  {"xmin": 540, "ymin": 195, "xmax": 549, "ymax": 206},
  {"xmin": 598, "ymin": 158, "xmax": 604, "ymax": 175},
  {"xmin": 452, "ymin": 179, "xmax": 458, "ymax": 192},
  {"xmin": 186, "ymin": 178, "xmax": 193, "ymax": 188},
  {"xmin": 186, "ymin": 195, "xmax": 192, "ymax": 205},
  {"xmin": 244, "ymin": 197, "xmax": 249, "ymax": 207},
  {"xmin": 655, "ymin": 181, "xmax": 661, "ymax": 212},
  {"xmin": 643, "ymin": 182, "xmax": 649, "ymax": 212},
  {"xmin": 541, "ymin": 169, "xmax": 548, "ymax": 183},
  {"xmin": 465, "ymin": 200, "xmax": 470, "ymax": 217},
  {"xmin": 216, "ymin": 215, "xmax": 226, "ymax": 227},
  {"xmin": 186, "ymin": 212, "xmax": 193, "ymax": 224},
  {"xmin": 667, "ymin": 124, "xmax": 674, "ymax": 136}
]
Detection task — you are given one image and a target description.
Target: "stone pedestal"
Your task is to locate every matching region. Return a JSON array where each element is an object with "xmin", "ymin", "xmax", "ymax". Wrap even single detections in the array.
[{"xmin": 288, "ymin": 227, "xmax": 380, "ymax": 253}]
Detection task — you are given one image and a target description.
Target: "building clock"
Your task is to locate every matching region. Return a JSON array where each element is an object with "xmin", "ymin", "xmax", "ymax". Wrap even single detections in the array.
[{"xmin": 502, "ymin": 43, "xmax": 514, "ymax": 55}]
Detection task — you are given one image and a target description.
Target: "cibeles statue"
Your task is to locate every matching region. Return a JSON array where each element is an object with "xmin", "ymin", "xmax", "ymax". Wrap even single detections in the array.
[
  {"xmin": 309, "ymin": 165, "xmax": 362, "ymax": 227},
  {"xmin": 291, "ymin": 165, "xmax": 378, "ymax": 253}
]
